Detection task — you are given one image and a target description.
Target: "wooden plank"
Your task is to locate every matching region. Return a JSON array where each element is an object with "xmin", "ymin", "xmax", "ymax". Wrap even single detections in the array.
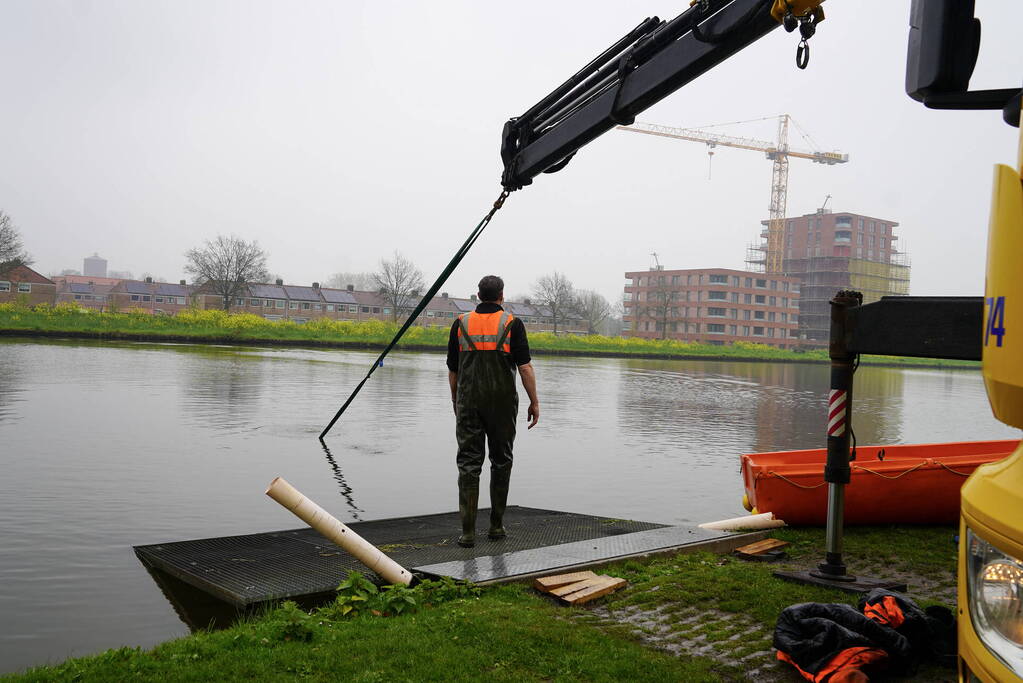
[
  {"xmin": 548, "ymin": 577, "xmax": 608, "ymax": 597},
  {"xmin": 734, "ymin": 538, "xmax": 790, "ymax": 556},
  {"xmin": 561, "ymin": 576, "xmax": 628, "ymax": 605},
  {"xmin": 533, "ymin": 570, "xmax": 600, "ymax": 593}
]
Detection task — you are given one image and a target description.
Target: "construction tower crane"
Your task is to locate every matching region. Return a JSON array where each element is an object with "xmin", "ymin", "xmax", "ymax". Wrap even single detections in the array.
[{"xmin": 617, "ymin": 115, "xmax": 848, "ymax": 274}]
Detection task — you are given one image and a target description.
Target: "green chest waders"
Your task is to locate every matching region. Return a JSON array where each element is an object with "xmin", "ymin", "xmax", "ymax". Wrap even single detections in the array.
[{"xmin": 454, "ymin": 316, "xmax": 517, "ymax": 547}]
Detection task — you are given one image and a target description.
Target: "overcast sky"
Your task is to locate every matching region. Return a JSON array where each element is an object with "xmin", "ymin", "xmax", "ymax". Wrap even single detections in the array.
[{"xmin": 2, "ymin": 1, "xmax": 1021, "ymax": 304}]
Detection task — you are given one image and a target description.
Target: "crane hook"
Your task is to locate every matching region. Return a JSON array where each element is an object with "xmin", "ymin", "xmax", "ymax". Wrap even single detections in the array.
[
  {"xmin": 796, "ymin": 41, "xmax": 809, "ymax": 69},
  {"xmin": 795, "ymin": 7, "xmax": 822, "ymax": 70},
  {"xmin": 780, "ymin": 3, "xmax": 823, "ymax": 70}
]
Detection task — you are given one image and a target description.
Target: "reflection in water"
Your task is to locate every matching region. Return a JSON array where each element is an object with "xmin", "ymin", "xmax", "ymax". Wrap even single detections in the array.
[
  {"xmin": 143, "ymin": 565, "xmax": 330, "ymax": 634},
  {"xmin": 143, "ymin": 565, "xmax": 244, "ymax": 632},
  {"xmin": 320, "ymin": 442, "xmax": 364, "ymax": 520},
  {"xmin": 846, "ymin": 363, "xmax": 908, "ymax": 447},
  {"xmin": 614, "ymin": 358, "xmax": 910, "ymax": 458},
  {"xmin": 0, "ymin": 346, "xmax": 26, "ymax": 424},
  {"xmin": 616, "ymin": 359, "xmax": 822, "ymax": 458},
  {"xmin": 748, "ymin": 362, "xmax": 908, "ymax": 453},
  {"xmin": 741, "ymin": 362, "xmax": 822, "ymax": 453},
  {"xmin": 180, "ymin": 351, "xmax": 267, "ymax": 432}
]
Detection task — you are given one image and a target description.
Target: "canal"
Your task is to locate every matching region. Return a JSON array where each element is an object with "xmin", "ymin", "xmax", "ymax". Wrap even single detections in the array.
[{"xmin": 0, "ymin": 338, "xmax": 1017, "ymax": 673}]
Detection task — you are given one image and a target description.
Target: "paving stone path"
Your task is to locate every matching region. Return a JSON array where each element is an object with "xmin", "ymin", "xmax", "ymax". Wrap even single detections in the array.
[
  {"xmin": 570, "ymin": 557, "xmax": 959, "ymax": 682},
  {"xmin": 583, "ymin": 603, "xmax": 791, "ymax": 681}
]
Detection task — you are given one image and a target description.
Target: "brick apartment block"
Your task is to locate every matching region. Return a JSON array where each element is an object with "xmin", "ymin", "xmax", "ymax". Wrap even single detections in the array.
[
  {"xmin": 750, "ymin": 209, "xmax": 910, "ymax": 343},
  {"xmin": 623, "ymin": 267, "xmax": 801, "ymax": 349}
]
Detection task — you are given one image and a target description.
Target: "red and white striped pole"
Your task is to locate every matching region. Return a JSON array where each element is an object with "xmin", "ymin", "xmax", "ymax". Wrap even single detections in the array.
[
  {"xmin": 827, "ymin": 389, "xmax": 848, "ymax": 438},
  {"xmin": 811, "ymin": 290, "xmax": 862, "ymax": 582}
]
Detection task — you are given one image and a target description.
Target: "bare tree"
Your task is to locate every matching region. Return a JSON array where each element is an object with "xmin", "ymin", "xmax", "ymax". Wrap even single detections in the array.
[
  {"xmin": 603, "ymin": 301, "xmax": 625, "ymax": 337},
  {"xmin": 326, "ymin": 271, "xmax": 376, "ymax": 291},
  {"xmin": 184, "ymin": 235, "xmax": 269, "ymax": 311},
  {"xmin": 574, "ymin": 289, "xmax": 611, "ymax": 335},
  {"xmin": 0, "ymin": 210, "xmax": 32, "ymax": 274},
  {"xmin": 532, "ymin": 272, "xmax": 575, "ymax": 334},
  {"xmin": 373, "ymin": 251, "xmax": 425, "ymax": 322},
  {"xmin": 634, "ymin": 274, "xmax": 684, "ymax": 340}
]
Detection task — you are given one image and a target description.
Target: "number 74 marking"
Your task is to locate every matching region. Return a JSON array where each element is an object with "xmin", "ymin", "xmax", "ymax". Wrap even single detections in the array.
[{"xmin": 985, "ymin": 296, "xmax": 1006, "ymax": 347}]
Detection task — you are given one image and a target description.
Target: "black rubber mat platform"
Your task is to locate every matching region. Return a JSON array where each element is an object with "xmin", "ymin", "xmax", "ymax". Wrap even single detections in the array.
[{"xmin": 134, "ymin": 506, "xmax": 667, "ymax": 607}]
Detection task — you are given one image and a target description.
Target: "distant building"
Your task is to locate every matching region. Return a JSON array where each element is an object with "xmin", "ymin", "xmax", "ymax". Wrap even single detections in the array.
[
  {"xmin": 83, "ymin": 253, "xmax": 107, "ymax": 278},
  {"xmin": 746, "ymin": 209, "xmax": 910, "ymax": 343},
  {"xmin": 191, "ymin": 279, "xmax": 586, "ymax": 333},
  {"xmin": 0, "ymin": 264, "xmax": 57, "ymax": 306},
  {"xmin": 622, "ymin": 267, "xmax": 801, "ymax": 349},
  {"xmin": 53, "ymin": 275, "xmax": 123, "ymax": 311},
  {"xmin": 26, "ymin": 273, "xmax": 590, "ymax": 334},
  {"xmin": 52, "ymin": 275, "xmax": 122, "ymax": 288},
  {"xmin": 107, "ymin": 278, "xmax": 193, "ymax": 315}
]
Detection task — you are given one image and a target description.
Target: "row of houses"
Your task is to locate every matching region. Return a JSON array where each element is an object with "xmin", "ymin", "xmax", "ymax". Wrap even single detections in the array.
[
  {"xmin": 1, "ymin": 267, "xmax": 589, "ymax": 334},
  {"xmin": 190, "ymin": 279, "xmax": 587, "ymax": 332}
]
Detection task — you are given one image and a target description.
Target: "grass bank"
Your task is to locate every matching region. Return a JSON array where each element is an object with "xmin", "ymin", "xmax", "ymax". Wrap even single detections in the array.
[
  {"xmin": 0, "ymin": 303, "xmax": 978, "ymax": 369},
  {"xmin": 7, "ymin": 526, "xmax": 957, "ymax": 682}
]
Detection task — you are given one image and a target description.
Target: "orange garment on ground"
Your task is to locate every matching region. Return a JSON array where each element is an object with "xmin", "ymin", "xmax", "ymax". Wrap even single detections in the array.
[
  {"xmin": 863, "ymin": 595, "xmax": 905, "ymax": 629},
  {"xmin": 777, "ymin": 646, "xmax": 888, "ymax": 683}
]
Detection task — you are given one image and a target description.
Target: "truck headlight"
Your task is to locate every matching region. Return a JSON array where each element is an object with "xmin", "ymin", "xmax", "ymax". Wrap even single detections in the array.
[{"xmin": 966, "ymin": 529, "xmax": 1023, "ymax": 676}]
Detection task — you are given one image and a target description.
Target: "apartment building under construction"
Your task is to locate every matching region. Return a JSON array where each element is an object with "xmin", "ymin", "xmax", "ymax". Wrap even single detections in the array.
[{"xmin": 746, "ymin": 209, "xmax": 911, "ymax": 343}]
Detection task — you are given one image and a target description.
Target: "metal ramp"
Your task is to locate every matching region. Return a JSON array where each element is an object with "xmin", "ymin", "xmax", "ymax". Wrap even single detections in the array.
[{"xmin": 135, "ymin": 507, "xmax": 753, "ymax": 608}]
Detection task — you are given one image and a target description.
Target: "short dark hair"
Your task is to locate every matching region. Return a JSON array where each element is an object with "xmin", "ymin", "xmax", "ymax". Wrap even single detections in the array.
[{"xmin": 478, "ymin": 275, "xmax": 504, "ymax": 302}]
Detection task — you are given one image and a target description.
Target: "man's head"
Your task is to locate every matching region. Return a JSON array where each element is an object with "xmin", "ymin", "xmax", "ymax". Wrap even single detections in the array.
[{"xmin": 478, "ymin": 275, "xmax": 504, "ymax": 303}]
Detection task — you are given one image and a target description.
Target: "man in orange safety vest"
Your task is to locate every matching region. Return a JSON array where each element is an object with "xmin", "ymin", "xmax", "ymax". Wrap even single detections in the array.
[{"xmin": 447, "ymin": 275, "xmax": 539, "ymax": 547}]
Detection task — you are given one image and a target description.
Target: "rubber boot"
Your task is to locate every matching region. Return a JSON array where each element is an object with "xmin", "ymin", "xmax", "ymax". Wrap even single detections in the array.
[
  {"xmin": 488, "ymin": 470, "xmax": 511, "ymax": 540},
  {"xmin": 457, "ymin": 475, "xmax": 479, "ymax": 548}
]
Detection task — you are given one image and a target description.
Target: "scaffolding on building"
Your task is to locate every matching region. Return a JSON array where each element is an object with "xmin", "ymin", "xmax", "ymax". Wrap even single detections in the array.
[
  {"xmin": 619, "ymin": 115, "xmax": 847, "ymax": 274},
  {"xmin": 746, "ymin": 230, "xmax": 911, "ymax": 343}
]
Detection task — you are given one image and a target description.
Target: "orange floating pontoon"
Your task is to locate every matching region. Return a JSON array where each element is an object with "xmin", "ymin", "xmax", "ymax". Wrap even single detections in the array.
[{"xmin": 740, "ymin": 439, "xmax": 1020, "ymax": 525}]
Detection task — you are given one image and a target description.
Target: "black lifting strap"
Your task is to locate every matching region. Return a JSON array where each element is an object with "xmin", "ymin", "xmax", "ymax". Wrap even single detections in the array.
[{"xmin": 319, "ymin": 189, "xmax": 511, "ymax": 440}]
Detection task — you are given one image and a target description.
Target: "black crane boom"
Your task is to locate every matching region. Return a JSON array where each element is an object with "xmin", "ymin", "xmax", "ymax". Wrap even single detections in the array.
[{"xmin": 500, "ymin": 0, "xmax": 785, "ymax": 191}]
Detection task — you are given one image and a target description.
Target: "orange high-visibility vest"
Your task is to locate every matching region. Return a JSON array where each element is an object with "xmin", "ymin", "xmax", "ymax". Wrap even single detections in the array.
[{"xmin": 456, "ymin": 311, "xmax": 515, "ymax": 353}]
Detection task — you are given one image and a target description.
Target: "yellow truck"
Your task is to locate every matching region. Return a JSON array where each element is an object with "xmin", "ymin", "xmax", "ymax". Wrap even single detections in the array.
[{"xmin": 959, "ymin": 118, "xmax": 1023, "ymax": 681}]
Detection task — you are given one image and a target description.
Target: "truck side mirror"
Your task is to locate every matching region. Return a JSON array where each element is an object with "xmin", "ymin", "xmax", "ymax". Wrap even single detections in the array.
[
  {"xmin": 905, "ymin": 0, "xmax": 980, "ymax": 103},
  {"xmin": 905, "ymin": 0, "xmax": 1019, "ymax": 122}
]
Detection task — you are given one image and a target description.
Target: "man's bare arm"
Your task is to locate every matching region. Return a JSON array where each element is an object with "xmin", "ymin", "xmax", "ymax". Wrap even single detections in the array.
[{"xmin": 518, "ymin": 362, "xmax": 539, "ymax": 429}]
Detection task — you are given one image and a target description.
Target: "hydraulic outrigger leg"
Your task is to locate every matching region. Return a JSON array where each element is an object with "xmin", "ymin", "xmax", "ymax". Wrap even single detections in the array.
[
  {"xmin": 775, "ymin": 290, "xmax": 907, "ymax": 594},
  {"xmin": 776, "ymin": 291, "xmax": 983, "ymax": 591},
  {"xmin": 811, "ymin": 290, "xmax": 861, "ymax": 582}
]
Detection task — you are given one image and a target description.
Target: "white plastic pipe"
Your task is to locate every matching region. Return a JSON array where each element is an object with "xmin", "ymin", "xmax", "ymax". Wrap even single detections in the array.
[
  {"xmin": 698, "ymin": 512, "xmax": 786, "ymax": 531},
  {"xmin": 265, "ymin": 476, "xmax": 412, "ymax": 586}
]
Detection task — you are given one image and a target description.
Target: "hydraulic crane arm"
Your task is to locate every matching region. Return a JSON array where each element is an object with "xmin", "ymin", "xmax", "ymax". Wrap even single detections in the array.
[
  {"xmin": 500, "ymin": 0, "xmax": 1020, "ymax": 192},
  {"xmin": 499, "ymin": 0, "xmax": 825, "ymax": 191}
]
